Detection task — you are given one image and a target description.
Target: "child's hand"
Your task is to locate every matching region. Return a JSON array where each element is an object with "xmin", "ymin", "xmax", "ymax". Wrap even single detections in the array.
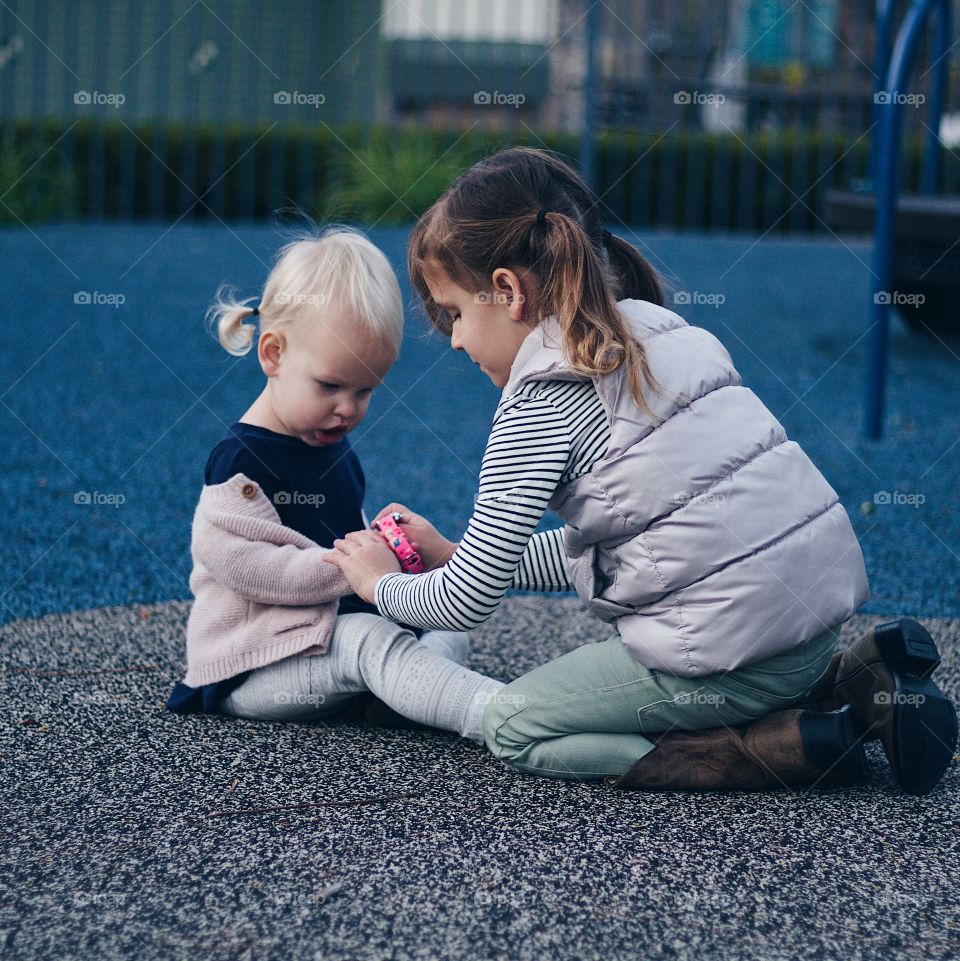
[
  {"xmin": 371, "ymin": 503, "xmax": 457, "ymax": 571},
  {"xmin": 322, "ymin": 530, "xmax": 401, "ymax": 604}
]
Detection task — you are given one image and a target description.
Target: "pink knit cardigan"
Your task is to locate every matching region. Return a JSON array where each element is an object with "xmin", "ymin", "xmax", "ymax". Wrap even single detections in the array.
[{"xmin": 180, "ymin": 472, "xmax": 354, "ymax": 686}]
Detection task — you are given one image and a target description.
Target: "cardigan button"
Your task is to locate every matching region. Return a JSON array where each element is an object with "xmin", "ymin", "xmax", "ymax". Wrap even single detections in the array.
[{"xmin": 240, "ymin": 482, "xmax": 257, "ymax": 499}]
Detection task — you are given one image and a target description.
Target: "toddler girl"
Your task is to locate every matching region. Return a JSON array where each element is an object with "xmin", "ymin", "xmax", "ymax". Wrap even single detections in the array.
[{"xmin": 166, "ymin": 227, "xmax": 505, "ymax": 742}]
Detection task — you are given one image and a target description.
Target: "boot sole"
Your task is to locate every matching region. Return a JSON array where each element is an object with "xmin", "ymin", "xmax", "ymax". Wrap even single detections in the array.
[{"xmin": 873, "ymin": 618, "xmax": 958, "ymax": 795}]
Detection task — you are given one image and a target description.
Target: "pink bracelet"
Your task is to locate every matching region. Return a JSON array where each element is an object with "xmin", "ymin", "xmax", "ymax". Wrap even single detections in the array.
[{"xmin": 371, "ymin": 512, "xmax": 424, "ymax": 574}]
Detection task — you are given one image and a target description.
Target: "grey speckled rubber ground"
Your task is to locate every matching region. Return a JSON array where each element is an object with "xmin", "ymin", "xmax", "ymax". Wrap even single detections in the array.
[
  {"xmin": 2, "ymin": 224, "xmax": 959, "ymax": 959},
  {"xmin": 2, "ymin": 597, "xmax": 959, "ymax": 961}
]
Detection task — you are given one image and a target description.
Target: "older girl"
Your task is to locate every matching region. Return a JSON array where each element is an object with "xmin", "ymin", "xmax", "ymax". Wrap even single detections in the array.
[{"xmin": 325, "ymin": 149, "xmax": 956, "ymax": 794}]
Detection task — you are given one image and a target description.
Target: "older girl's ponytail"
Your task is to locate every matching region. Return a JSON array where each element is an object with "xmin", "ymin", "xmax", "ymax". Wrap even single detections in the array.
[
  {"xmin": 605, "ymin": 231, "xmax": 664, "ymax": 307},
  {"xmin": 537, "ymin": 211, "xmax": 665, "ymax": 423}
]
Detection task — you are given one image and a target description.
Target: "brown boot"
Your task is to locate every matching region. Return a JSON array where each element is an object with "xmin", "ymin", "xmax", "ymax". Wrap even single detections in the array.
[
  {"xmin": 603, "ymin": 705, "xmax": 869, "ymax": 791},
  {"xmin": 792, "ymin": 651, "xmax": 844, "ymax": 711},
  {"xmin": 792, "ymin": 618, "xmax": 957, "ymax": 795}
]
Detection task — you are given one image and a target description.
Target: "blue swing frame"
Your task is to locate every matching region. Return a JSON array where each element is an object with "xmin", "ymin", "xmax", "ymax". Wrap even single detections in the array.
[{"xmin": 864, "ymin": 0, "xmax": 953, "ymax": 439}]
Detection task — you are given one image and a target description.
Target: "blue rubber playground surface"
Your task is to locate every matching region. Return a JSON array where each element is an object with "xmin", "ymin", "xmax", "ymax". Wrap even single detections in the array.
[
  {"xmin": 1, "ymin": 223, "xmax": 958, "ymax": 625},
  {"xmin": 2, "ymin": 223, "xmax": 959, "ymax": 961}
]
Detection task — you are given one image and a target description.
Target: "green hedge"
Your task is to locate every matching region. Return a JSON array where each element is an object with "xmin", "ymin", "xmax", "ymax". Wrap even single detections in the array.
[{"xmin": 0, "ymin": 118, "xmax": 951, "ymax": 233}]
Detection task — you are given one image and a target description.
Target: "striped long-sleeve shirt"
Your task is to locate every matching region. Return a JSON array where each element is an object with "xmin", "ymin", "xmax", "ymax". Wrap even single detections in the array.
[{"xmin": 374, "ymin": 378, "xmax": 612, "ymax": 631}]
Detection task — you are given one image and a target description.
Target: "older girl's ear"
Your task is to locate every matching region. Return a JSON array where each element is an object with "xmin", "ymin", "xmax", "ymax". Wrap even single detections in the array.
[{"xmin": 492, "ymin": 268, "xmax": 527, "ymax": 322}]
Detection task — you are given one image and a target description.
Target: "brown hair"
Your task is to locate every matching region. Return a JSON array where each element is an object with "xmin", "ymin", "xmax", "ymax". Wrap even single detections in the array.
[{"xmin": 408, "ymin": 146, "xmax": 666, "ymax": 419}]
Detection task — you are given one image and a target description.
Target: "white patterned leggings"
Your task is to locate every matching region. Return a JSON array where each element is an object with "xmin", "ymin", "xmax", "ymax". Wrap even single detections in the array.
[{"xmin": 218, "ymin": 613, "xmax": 505, "ymax": 744}]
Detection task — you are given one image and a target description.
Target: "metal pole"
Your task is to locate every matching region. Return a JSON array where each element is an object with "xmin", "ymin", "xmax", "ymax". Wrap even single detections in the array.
[
  {"xmin": 864, "ymin": 0, "xmax": 939, "ymax": 439},
  {"xmin": 869, "ymin": 0, "xmax": 895, "ymax": 187},
  {"xmin": 921, "ymin": 0, "xmax": 951, "ymax": 194}
]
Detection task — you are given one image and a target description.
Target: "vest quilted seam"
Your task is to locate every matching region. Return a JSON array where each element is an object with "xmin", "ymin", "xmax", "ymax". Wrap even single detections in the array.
[
  {"xmin": 588, "ymin": 474, "xmax": 634, "ymax": 528},
  {"xmin": 582, "ymin": 404, "xmax": 781, "ymax": 540},
  {"xmin": 595, "ymin": 379, "xmax": 741, "ymax": 465},
  {"xmin": 635, "ymin": 530, "xmax": 697, "ymax": 672},
  {"xmin": 650, "ymin": 436, "xmax": 789, "ymax": 529},
  {"xmin": 647, "ymin": 497, "xmax": 843, "ymax": 616},
  {"xmin": 740, "ymin": 496, "xmax": 841, "ymax": 561}
]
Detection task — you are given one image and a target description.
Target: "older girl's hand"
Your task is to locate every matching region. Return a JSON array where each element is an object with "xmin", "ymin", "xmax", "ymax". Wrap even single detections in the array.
[
  {"xmin": 322, "ymin": 529, "xmax": 401, "ymax": 604},
  {"xmin": 371, "ymin": 502, "xmax": 457, "ymax": 571}
]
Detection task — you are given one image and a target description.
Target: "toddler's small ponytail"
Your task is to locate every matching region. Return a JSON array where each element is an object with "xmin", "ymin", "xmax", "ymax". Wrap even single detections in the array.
[{"xmin": 206, "ymin": 285, "xmax": 260, "ymax": 357}]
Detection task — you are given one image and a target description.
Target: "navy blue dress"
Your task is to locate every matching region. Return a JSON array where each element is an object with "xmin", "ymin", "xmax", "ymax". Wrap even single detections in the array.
[{"xmin": 167, "ymin": 421, "xmax": 418, "ymax": 714}]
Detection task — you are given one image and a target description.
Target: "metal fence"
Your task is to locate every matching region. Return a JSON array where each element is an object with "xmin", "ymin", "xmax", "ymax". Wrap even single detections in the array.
[{"xmin": 0, "ymin": 0, "xmax": 957, "ymax": 230}]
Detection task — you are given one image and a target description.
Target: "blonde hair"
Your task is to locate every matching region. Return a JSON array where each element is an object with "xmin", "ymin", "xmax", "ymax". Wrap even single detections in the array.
[
  {"xmin": 408, "ymin": 147, "xmax": 667, "ymax": 421},
  {"xmin": 207, "ymin": 226, "xmax": 404, "ymax": 358}
]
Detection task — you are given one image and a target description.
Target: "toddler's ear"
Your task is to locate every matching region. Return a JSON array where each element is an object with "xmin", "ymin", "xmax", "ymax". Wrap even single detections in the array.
[{"xmin": 258, "ymin": 329, "xmax": 286, "ymax": 375}]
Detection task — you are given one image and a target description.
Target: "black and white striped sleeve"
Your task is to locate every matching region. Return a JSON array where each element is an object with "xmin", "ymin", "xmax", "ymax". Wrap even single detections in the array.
[
  {"xmin": 510, "ymin": 527, "xmax": 572, "ymax": 592},
  {"xmin": 374, "ymin": 394, "xmax": 573, "ymax": 630}
]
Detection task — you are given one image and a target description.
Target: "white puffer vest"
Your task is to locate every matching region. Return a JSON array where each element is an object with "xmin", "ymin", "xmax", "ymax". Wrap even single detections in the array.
[{"xmin": 499, "ymin": 299, "xmax": 870, "ymax": 677}]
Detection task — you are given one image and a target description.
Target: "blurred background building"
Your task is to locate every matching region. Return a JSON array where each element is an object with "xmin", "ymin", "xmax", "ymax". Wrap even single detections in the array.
[
  {"xmin": 382, "ymin": 0, "xmax": 889, "ymax": 135},
  {"xmin": 0, "ymin": 0, "xmax": 956, "ymax": 229}
]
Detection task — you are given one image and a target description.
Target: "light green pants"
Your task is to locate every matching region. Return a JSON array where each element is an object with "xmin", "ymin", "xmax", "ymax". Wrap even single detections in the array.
[{"xmin": 482, "ymin": 625, "xmax": 841, "ymax": 782}]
